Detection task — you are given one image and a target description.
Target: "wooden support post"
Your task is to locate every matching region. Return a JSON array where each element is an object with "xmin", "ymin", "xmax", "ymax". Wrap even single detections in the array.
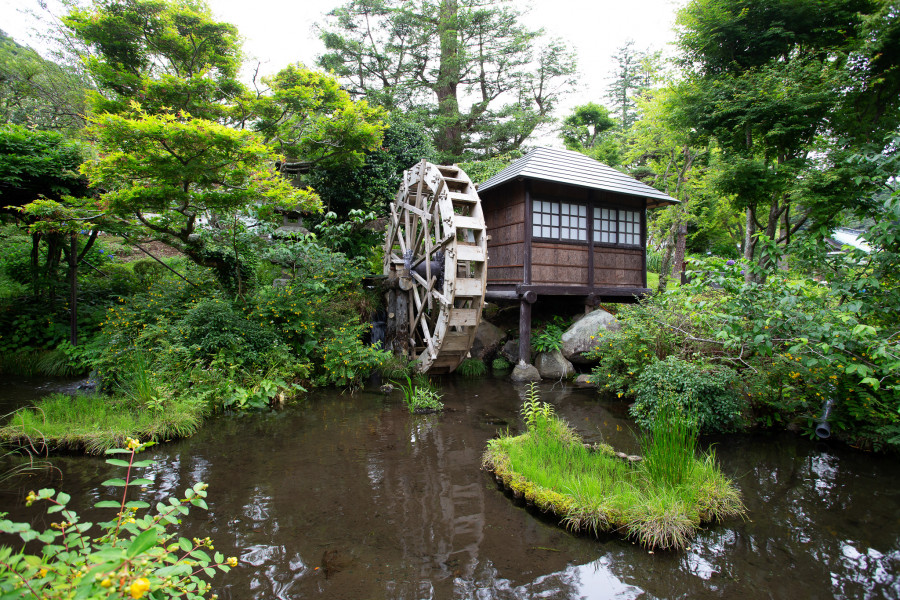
[
  {"xmin": 385, "ymin": 288, "xmax": 397, "ymax": 351},
  {"xmin": 396, "ymin": 289, "xmax": 409, "ymax": 356},
  {"xmin": 518, "ymin": 298, "xmax": 531, "ymax": 365}
]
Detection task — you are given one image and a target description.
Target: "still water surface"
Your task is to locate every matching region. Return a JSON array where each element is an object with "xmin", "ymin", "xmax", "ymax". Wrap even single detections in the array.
[{"xmin": 2, "ymin": 377, "xmax": 899, "ymax": 599}]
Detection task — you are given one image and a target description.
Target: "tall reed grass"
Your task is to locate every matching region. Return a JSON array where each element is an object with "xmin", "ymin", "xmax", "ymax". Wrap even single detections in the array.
[{"xmin": 483, "ymin": 388, "xmax": 744, "ymax": 550}]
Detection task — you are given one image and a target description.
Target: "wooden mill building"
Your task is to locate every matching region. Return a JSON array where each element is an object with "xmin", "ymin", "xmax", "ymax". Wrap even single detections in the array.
[{"xmin": 476, "ymin": 146, "xmax": 678, "ymax": 364}]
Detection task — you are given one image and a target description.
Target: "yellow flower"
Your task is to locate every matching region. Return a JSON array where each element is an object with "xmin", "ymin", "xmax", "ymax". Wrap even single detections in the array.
[
  {"xmin": 226, "ymin": 556, "xmax": 238, "ymax": 567},
  {"xmin": 100, "ymin": 578, "xmax": 112, "ymax": 588},
  {"xmin": 129, "ymin": 577, "xmax": 150, "ymax": 599}
]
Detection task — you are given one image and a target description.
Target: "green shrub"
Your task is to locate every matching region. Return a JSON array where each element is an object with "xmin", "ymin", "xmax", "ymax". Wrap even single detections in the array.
[
  {"xmin": 177, "ymin": 297, "xmax": 281, "ymax": 368},
  {"xmin": 315, "ymin": 324, "xmax": 392, "ymax": 389},
  {"xmin": 457, "ymin": 358, "xmax": 486, "ymax": 377},
  {"xmin": 492, "ymin": 356, "xmax": 511, "ymax": 370},
  {"xmin": 631, "ymin": 356, "xmax": 744, "ymax": 434},
  {"xmin": 532, "ymin": 317, "xmax": 566, "ymax": 353},
  {"xmin": 0, "ymin": 440, "xmax": 237, "ymax": 599}
]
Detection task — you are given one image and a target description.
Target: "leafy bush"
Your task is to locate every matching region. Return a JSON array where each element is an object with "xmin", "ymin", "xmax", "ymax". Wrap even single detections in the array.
[
  {"xmin": 0, "ymin": 440, "xmax": 236, "ymax": 598},
  {"xmin": 315, "ymin": 324, "xmax": 392, "ymax": 389},
  {"xmin": 177, "ymin": 297, "xmax": 281, "ymax": 368},
  {"xmin": 531, "ymin": 317, "xmax": 567, "ymax": 353},
  {"xmin": 492, "ymin": 356, "xmax": 511, "ymax": 370},
  {"xmin": 631, "ymin": 356, "xmax": 744, "ymax": 434}
]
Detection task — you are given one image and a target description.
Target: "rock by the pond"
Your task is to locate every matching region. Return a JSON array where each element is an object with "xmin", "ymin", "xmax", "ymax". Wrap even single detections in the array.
[
  {"xmin": 510, "ymin": 361, "xmax": 541, "ymax": 383},
  {"xmin": 470, "ymin": 320, "xmax": 507, "ymax": 360},
  {"xmin": 501, "ymin": 339, "xmax": 530, "ymax": 364},
  {"xmin": 535, "ymin": 350, "xmax": 575, "ymax": 379},
  {"xmin": 574, "ymin": 374, "xmax": 596, "ymax": 388},
  {"xmin": 561, "ymin": 308, "xmax": 620, "ymax": 365}
]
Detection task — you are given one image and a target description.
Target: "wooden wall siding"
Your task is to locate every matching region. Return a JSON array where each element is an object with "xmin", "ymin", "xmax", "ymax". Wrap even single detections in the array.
[
  {"xmin": 531, "ymin": 242, "xmax": 588, "ymax": 285},
  {"xmin": 482, "ymin": 182, "xmax": 526, "ymax": 285},
  {"xmin": 593, "ymin": 247, "xmax": 643, "ymax": 286}
]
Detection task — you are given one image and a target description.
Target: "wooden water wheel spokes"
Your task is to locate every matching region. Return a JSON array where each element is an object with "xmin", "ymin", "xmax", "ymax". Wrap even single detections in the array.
[{"xmin": 383, "ymin": 160, "xmax": 487, "ymax": 374}]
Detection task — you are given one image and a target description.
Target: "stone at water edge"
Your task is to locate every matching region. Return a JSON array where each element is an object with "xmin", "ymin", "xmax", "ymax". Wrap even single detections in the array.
[
  {"xmin": 471, "ymin": 320, "xmax": 507, "ymax": 360},
  {"xmin": 573, "ymin": 374, "xmax": 596, "ymax": 388},
  {"xmin": 561, "ymin": 308, "xmax": 620, "ymax": 365},
  {"xmin": 510, "ymin": 361, "xmax": 541, "ymax": 383},
  {"xmin": 535, "ymin": 350, "xmax": 575, "ymax": 379}
]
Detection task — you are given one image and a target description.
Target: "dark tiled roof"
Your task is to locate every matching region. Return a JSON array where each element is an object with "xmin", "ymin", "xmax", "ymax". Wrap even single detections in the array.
[{"xmin": 477, "ymin": 146, "xmax": 678, "ymax": 207}]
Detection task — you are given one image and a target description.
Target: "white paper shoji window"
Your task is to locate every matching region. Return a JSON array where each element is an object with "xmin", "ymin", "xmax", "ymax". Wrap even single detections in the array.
[
  {"xmin": 593, "ymin": 207, "xmax": 642, "ymax": 245},
  {"xmin": 532, "ymin": 200, "xmax": 559, "ymax": 239},
  {"xmin": 593, "ymin": 207, "xmax": 617, "ymax": 243},
  {"xmin": 559, "ymin": 202, "xmax": 587, "ymax": 241},
  {"xmin": 618, "ymin": 209, "xmax": 640, "ymax": 245}
]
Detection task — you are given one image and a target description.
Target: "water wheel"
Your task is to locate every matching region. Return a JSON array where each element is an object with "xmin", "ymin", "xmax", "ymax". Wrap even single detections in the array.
[{"xmin": 383, "ymin": 160, "xmax": 487, "ymax": 374}]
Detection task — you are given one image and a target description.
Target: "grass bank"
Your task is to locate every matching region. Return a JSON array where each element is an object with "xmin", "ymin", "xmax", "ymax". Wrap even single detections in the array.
[
  {"xmin": 482, "ymin": 395, "xmax": 744, "ymax": 550},
  {"xmin": 0, "ymin": 393, "xmax": 206, "ymax": 454}
]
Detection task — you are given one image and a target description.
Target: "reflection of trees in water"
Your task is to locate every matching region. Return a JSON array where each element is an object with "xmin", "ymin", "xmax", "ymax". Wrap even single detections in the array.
[{"xmin": 3, "ymin": 388, "xmax": 899, "ymax": 600}]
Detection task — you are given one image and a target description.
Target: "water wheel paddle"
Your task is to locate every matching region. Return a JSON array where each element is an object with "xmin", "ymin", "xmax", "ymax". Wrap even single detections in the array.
[{"xmin": 383, "ymin": 161, "xmax": 487, "ymax": 374}]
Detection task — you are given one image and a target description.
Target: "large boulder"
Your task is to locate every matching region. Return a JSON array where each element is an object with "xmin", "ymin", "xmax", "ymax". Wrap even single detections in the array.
[
  {"xmin": 470, "ymin": 320, "xmax": 507, "ymax": 360},
  {"xmin": 510, "ymin": 361, "xmax": 541, "ymax": 383},
  {"xmin": 501, "ymin": 339, "xmax": 530, "ymax": 364},
  {"xmin": 535, "ymin": 350, "xmax": 575, "ymax": 379},
  {"xmin": 561, "ymin": 308, "xmax": 620, "ymax": 365}
]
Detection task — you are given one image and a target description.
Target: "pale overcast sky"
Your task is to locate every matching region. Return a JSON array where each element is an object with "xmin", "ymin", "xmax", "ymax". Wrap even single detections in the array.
[{"xmin": 1, "ymin": 0, "xmax": 684, "ymax": 142}]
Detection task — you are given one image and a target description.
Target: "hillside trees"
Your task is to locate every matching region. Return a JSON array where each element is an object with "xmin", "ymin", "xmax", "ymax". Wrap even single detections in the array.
[
  {"xmin": 0, "ymin": 31, "xmax": 89, "ymax": 132},
  {"xmin": 317, "ymin": 0, "xmax": 577, "ymax": 163},
  {"xmin": 674, "ymin": 0, "xmax": 900, "ymax": 281}
]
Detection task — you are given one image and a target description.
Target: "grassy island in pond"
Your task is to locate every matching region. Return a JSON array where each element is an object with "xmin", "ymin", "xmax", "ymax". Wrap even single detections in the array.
[{"xmin": 482, "ymin": 386, "xmax": 744, "ymax": 550}]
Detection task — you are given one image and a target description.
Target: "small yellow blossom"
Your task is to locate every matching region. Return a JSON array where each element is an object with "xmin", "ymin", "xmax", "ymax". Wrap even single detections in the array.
[
  {"xmin": 129, "ymin": 577, "xmax": 150, "ymax": 599},
  {"xmin": 226, "ymin": 557, "xmax": 238, "ymax": 567}
]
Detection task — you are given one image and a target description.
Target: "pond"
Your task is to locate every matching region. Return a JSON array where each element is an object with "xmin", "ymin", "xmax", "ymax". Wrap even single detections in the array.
[{"xmin": 2, "ymin": 376, "xmax": 899, "ymax": 599}]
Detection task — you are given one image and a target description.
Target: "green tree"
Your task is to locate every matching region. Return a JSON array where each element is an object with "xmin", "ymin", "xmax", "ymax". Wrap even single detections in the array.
[
  {"xmin": 674, "ymin": 0, "xmax": 900, "ymax": 281},
  {"xmin": 0, "ymin": 31, "xmax": 89, "ymax": 132},
  {"xmin": 65, "ymin": 0, "xmax": 386, "ymax": 293},
  {"xmin": 0, "ymin": 125, "xmax": 92, "ymax": 296},
  {"xmin": 317, "ymin": 0, "xmax": 577, "ymax": 163},
  {"xmin": 559, "ymin": 102, "xmax": 620, "ymax": 166},
  {"xmin": 307, "ymin": 111, "xmax": 434, "ymax": 216},
  {"xmin": 607, "ymin": 40, "xmax": 660, "ymax": 130}
]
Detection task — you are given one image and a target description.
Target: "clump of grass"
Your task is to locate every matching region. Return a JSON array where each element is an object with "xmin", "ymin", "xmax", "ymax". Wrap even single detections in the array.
[
  {"xmin": 0, "ymin": 392, "xmax": 206, "ymax": 454},
  {"xmin": 457, "ymin": 358, "xmax": 486, "ymax": 377},
  {"xmin": 482, "ymin": 386, "xmax": 744, "ymax": 550},
  {"xmin": 393, "ymin": 373, "xmax": 444, "ymax": 414},
  {"xmin": 379, "ymin": 354, "xmax": 415, "ymax": 379}
]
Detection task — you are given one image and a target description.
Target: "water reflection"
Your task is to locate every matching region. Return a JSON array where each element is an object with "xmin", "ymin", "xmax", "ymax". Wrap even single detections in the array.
[{"xmin": 1, "ymin": 377, "xmax": 899, "ymax": 599}]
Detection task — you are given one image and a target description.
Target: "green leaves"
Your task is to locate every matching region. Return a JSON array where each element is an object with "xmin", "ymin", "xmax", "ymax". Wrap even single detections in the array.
[{"xmin": 0, "ymin": 443, "xmax": 226, "ymax": 599}]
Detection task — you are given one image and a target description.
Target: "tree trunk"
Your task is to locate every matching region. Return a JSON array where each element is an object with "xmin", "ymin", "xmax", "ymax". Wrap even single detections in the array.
[
  {"xmin": 30, "ymin": 232, "xmax": 42, "ymax": 298},
  {"xmin": 743, "ymin": 206, "xmax": 756, "ymax": 283},
  {"xmin": 672, "ymin": 221, "xmax": 688, "ymax": 283},
  {"xmin": 68, "ymin": 233, "xmax": 78, "ymax": 346},
  {"xmin": 434, "ymin": 0, "xmax": 463, "ymax": 162},
  {"xmin": 779, "ymin": 202, "xmax": 791, "ymax": 271}
]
